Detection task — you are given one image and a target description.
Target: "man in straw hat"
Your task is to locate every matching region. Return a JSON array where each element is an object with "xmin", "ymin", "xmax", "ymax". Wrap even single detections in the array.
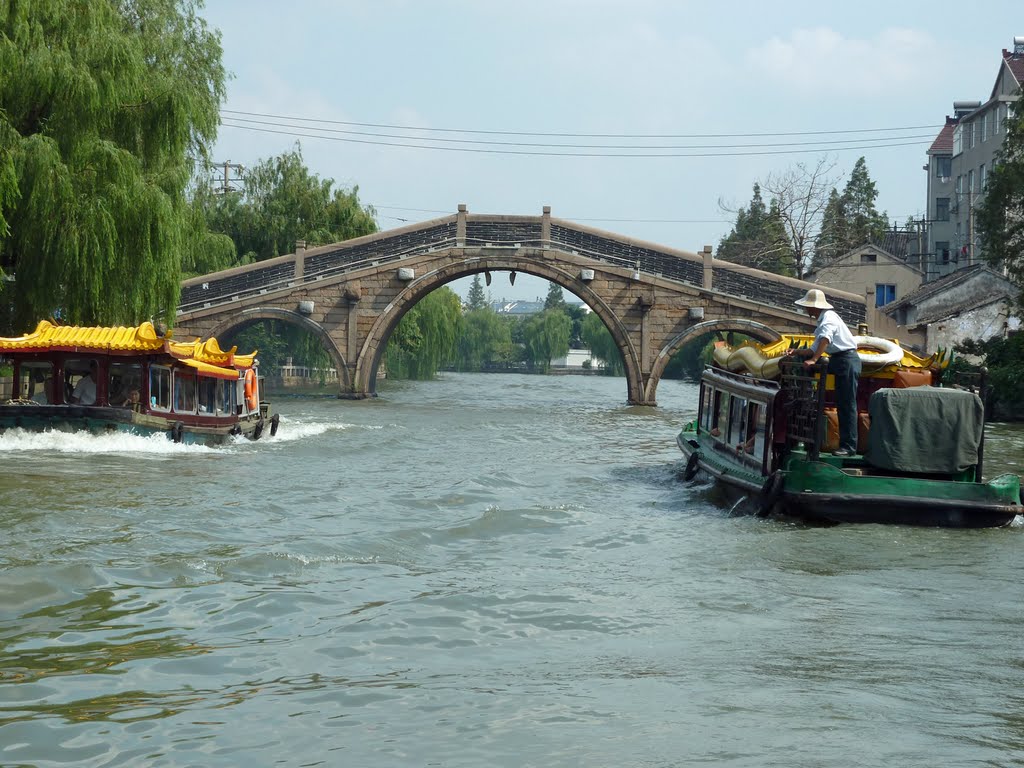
[{"xmin": 786, "ymin": 289, "xmax": 861, "ymax": 456}]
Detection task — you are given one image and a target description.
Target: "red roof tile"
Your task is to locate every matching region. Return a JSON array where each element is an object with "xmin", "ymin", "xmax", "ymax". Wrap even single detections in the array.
[{"xmin": 928, "ymin": 120, "xmax": 956, "ymax": 154}]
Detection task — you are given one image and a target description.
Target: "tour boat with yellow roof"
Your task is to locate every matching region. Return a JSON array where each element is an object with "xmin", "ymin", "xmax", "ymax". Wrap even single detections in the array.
[
  {"xmin": 0, "ymin": 320, "xmax": 278, "ymax": 445},
  {"xmin": 677, "ymin": 332, "xmax": 1021, "ymax": 527}
]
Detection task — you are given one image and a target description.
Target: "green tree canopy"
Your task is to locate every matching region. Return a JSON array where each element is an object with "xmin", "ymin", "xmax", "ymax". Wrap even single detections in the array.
[
  {"xmin": 580, "ymin": 312, "xmax": 623, "ymax": 375},
  {"xmin": 544, "ymin": 281, "xmax": 567, "ymax": 311},
  {"xmin": 455, "ymin": 307, "xmax": 513, "ymax": 371},
  {"xmin": 466, "ymin": 273, "xmax": 488, "ymax": 311},
  {"xmin": 977, "ymin": 95, "xmax": 1024, "ymax": 291},
  {"xmin": 522, "ymin": 309, "xmax": 571, "ymax": 373},
  {"xmin": 717, "ymin": 183, "xmax": 796, "ymax": 276},
  {"xmin": 195, "ymin": 144, "xmax": 377, "ymax": 265},
  {"xmin": 0, "ymin": 0, "xmax": 227, "ymax": 331},
  {"xmin": 813, "ymin": 157, "xmax": 888, "ymax": 269},
  {"xmin": 385, "ymin": 287, "xmax": 463, "ymax": 380}
]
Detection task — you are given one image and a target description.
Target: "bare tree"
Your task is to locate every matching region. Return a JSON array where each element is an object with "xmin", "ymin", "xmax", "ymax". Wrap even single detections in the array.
[{"xmin": 759, "ymin": 157, "xmax": 839, "ymax": 280}]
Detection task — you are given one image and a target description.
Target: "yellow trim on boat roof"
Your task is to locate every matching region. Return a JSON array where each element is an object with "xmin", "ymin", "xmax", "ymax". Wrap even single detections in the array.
[
  {"xmin": 0, "ymin": 320, "xmax": 257, "ymax": 369},
  {"xmin": 179, "ymin": 358, "xmax": 243, "ymax": 380},
  {"xmin": 167, "ymin": 336, "xmax": 256, "ymax": 369},
  {"xmin": 0, "ymin": 320, "xmax": 166, "ymax": 352}
]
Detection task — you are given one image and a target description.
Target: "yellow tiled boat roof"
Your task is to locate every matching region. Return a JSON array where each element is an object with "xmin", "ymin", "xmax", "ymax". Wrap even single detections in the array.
[
  {"xmin": 0, "ymin": 320, "xmax": 257, "ymax": 369},
  {"xmin": 0, "ymin": 320, "xmax": 166, "ymax": 352}
]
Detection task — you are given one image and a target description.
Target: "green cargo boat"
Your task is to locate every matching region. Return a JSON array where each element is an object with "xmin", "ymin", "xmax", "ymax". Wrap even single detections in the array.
[{"xmin": 677, "ymin": 334, "xmax": 1021, "ymax": 528}]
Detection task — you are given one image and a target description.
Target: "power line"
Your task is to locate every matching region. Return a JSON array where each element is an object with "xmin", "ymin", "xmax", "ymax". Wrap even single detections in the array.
[
  {"xmin": 221, "ymin": 114, "xmax": 937, "ymax": 151},
  {"xmin": 220, "ymin": 108, "xmax": 943, "ymax": 140},
  {"xmin": 220, "ymin": 121, "xmax": 932, "ymax": 158},
  {"xmin": 371, "ymin": 206, "xmax": 732, "ymax": 224}
]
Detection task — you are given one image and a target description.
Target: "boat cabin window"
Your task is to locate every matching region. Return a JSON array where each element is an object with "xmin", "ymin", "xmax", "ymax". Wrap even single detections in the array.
[
  {"xmin": 17, "ymin": 361, "xmax": 54, "ymax": 404},
  {"xmin": 699, "ymin": 385, "xmax": 715, "ymax": 432},
  {"xmin": 727, "ymin": 395, "xmax": 747, "ymax": 448},
  {"xmin": 216, "ymin": 379, "xmax": 235, "ymax": 415},
  {"xmin": 745, "ymin": 402, "xmax": 767, "ymax": 459},
  {"xmin": 109, "ymin": 362, "xmax": 142, "ymax": 408},
  {"xmin": 198, "ymin": 377, "xmax": 218, "ymax": 414},
  {"xmin": 173, "ymin": 370, "xmax": 197, "ymax": 413},
  {"xmin": 150, "ymin": 366, "xmax": 171, "ymax": 411}
]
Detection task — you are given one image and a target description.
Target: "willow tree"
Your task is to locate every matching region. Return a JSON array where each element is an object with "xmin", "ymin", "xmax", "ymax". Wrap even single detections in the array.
[
  {"xmin": 580, "ymin": 312, "xmax": 624, "ymax": 376},
  {"xmin": 385, "ymin": 287, "xmax": 464, "ymax": 380},
  {"xmin": 0, "ymin": 0, "xmax": 226, "ymax": 331},
  {"xmin": 522, "ymin": 310, "xmax": 571, "ymax": 373},
  {"xmin": 456, "ymin": 307, "xmax": 513, "ymax": 371}
]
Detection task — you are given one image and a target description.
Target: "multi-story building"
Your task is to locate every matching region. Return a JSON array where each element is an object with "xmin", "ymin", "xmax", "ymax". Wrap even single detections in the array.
[{"xmin": 924, "ymin": 37, "xmax": 1024, "ymax": 281}]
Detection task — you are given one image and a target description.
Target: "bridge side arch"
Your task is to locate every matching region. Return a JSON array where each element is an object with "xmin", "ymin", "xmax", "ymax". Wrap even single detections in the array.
[
  {"xmin": 643, "ymin": 319, "xmax": 783, "ymax": 404},
  {"xmin": 206, "ymin": 307, "xmax": 351, "ymax": 391},
  {"xmin": 353, "ymin": 251, "xmax": 645, "ymax": 401}
]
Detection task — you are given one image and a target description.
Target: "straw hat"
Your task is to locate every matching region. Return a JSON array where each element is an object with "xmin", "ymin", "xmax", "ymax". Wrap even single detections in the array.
[{"xmin": 794, "ymin": 288, "xmax": 833, "ymax": 310}]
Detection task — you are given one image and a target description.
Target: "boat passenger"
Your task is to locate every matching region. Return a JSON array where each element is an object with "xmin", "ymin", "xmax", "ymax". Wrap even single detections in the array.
[
  {"xmin": 121, "ymin": 389, "xmax": 141, "ymax": 411},
  {"xmin": 71, "ymin": 361, "xmax": 98, "ymax": 405},
  {"xmin": 27, "ymin": 372, "xmax": 50, "ymax": 403},
  {"xmin": 787, "ymin": 289, "xmax": 861, "ymax": 457}
]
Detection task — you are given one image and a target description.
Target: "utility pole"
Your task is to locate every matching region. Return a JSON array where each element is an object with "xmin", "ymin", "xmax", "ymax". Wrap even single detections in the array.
[
  {"xmin": 966, "ymin": 186, "xmax": 974, "ymax": 266},
  {"xmin": 212, "ymin": 161, "xmax": 244, "ymax": 194}
]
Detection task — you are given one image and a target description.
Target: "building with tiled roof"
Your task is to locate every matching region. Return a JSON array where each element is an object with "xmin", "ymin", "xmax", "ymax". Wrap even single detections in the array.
[
  {"xmin": 883, "ymin": 264, "xmax": 1020, "ymax": 354},
  {"xmin": 924, "ymin": 36, "xmax": 1023, "ymax": 282}
]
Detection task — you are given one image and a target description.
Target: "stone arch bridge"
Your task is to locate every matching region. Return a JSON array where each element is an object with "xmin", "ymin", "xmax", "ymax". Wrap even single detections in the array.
[{"xmin": 175, "ymin": 205, "xmax": 889, "ymax": 406}]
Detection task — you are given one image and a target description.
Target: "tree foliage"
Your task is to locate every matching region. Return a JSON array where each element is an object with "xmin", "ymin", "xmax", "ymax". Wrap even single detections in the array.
[
  {"xmin": 977, "ymin": 95, "xmax": 1024, "ymax": 291},
  {"xmin": 521, "ymin": 309, "xmax": 571, "ymax": 373},
  {"xmin": 0, "ymin": 0, "xmax": 227, "ymax": 330},
  {"xmin": 385, "ymin": 287, "xmax": 463, "ymax": 380},
  {"xmin": 194, "ymin": 144, "xmax": 377, "ymax": 265},
  {"xmin": 456, "ymin": 307, "xmax": 514, "ymax": 371},
  {"xmin": 954, "ymin": 334, "xmax": 1024, "ymax": 419},
  {"xmin": 814, "ymin": 157, "xmax": 888, "ymax": 269},
  {"xmin": 758, "ymin": 157, "xmax": 839, "ymax": 280},
  {"xmin": 544, "ymin": 281, "xmax": 567, "ymax": 311},
  {"xmin": 580, "ymin": 312, "xmax": 624, "ymax": 375},
  {"xmin": 466, "ymin": 273, "xmax": 488, "ymax": 311},
  {"xmin": 717, "ymin": 183, "xmax": 796, "ymax": 275}
]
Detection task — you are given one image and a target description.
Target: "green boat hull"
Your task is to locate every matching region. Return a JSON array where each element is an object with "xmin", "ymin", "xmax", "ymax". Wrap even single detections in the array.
[{"xmin": 678, "ymin": 426, "xmax": 1021, "ymax": 528}]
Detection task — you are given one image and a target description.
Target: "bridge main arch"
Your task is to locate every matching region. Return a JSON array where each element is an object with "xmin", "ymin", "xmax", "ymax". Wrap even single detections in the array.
[
  {"xmin": 206, "ymin": 307, "xmax": 351, "ymax": 391},
  {"xmin": 354, "ymin": 250, "xmax": 646, "ymax": 401}
]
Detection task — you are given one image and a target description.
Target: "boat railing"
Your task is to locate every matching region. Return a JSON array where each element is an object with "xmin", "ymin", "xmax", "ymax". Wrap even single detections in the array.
[{"xmin": 779, "ymin": 358, "xmax": 829, "ymax": 461}]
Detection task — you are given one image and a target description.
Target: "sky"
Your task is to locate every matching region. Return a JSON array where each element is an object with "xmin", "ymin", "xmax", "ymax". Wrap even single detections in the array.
[{"xmin": 199, "ymin": 1, "xmax": 1020, "ymax": 302}]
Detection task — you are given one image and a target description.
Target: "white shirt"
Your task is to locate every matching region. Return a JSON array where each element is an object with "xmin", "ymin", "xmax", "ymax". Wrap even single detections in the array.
[
  {"xmin": 72, "ymin": 375, "xmax": 97, "ymax": 405},
  {"xmin": 815, "ymin": 309, "xmax": 858, "ymax": 354}
]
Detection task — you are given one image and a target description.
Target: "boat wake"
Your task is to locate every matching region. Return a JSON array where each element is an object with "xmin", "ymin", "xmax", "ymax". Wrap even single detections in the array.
[
  {"xmin": 260, "ymin": 419, "xmax": 354, "ymax": 443},
  {"xmin": 0, "ymin": 427, "xmax": 215, "ymax": 454}
]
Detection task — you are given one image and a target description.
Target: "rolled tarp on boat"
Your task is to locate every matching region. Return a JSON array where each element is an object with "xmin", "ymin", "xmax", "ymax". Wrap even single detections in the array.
[{"xmin": 712, "ymin": 335, "xmax": 908, "ymax": 378}]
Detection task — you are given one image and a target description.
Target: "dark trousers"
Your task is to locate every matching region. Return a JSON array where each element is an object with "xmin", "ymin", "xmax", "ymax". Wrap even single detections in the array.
[{"xmin": 828, "ymin": 350, "xmax": 862, "ymax": 452}]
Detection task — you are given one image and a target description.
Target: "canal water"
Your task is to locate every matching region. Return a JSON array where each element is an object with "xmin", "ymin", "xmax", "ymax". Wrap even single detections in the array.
[{"xmin": 1, "ymin": 373, "xmax": 1022, "ymax": 767}]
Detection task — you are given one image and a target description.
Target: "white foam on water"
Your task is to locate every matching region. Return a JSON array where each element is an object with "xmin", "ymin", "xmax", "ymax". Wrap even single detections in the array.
[
  {"xmin": 261, "ymin": 419, "xmax": 349, "ymax": 443},
  {"xmin": 0, "ymin": 427, "xmax": 215, "ymax": 454}
]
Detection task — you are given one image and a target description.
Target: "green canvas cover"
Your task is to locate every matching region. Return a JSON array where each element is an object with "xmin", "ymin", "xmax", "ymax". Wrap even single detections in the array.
[{"xmin": 865, "ymin": 386, "xmax": 984, "ymax": 473}]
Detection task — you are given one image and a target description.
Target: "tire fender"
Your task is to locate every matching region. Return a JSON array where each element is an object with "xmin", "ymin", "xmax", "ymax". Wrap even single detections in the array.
[
  {"xmin": 757, "ymin": 471, "xmax": 784, "ymax": 517},
  {"xmin": 683, "ymin": 451, "xmax": 701, "ymax": 481}
]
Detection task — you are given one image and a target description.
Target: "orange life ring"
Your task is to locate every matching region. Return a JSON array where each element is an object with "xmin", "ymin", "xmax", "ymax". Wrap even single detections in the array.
[{"xmin": 244, "ymin": 368, "xmax": 258, "ymax": 411}]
